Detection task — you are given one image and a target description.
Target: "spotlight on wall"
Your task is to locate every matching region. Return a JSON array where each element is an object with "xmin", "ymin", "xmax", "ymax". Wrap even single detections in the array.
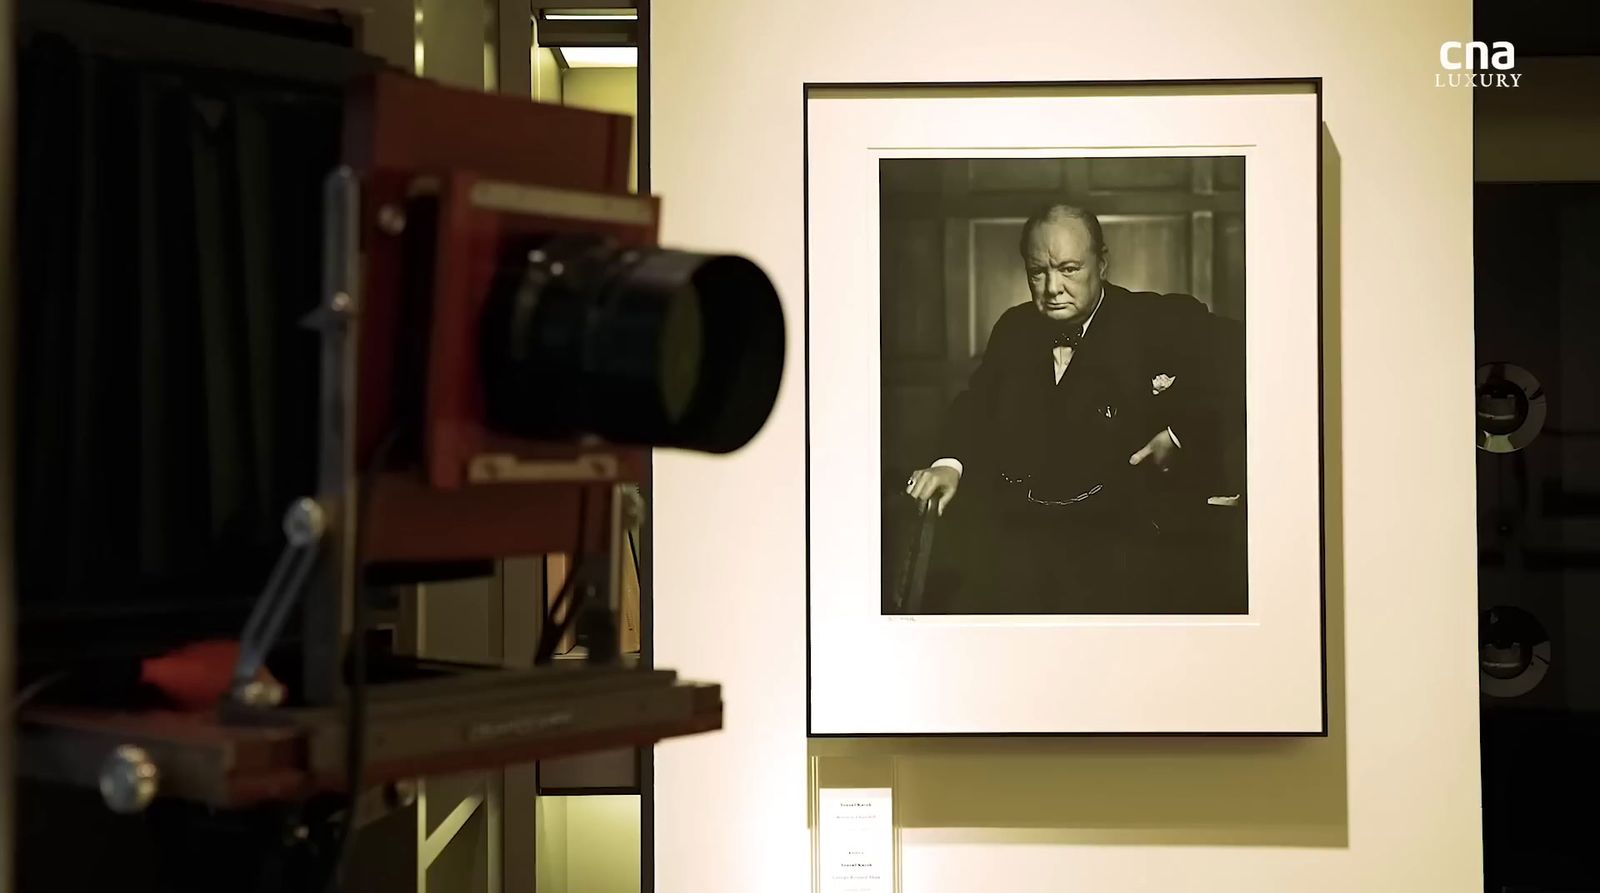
[
  {"xmin": 545, "ymin": 10, "xmax": 637, "ymax": 21},
  {"xmin": 536, "ymin": 6, "xmax": 638, "ymax": 69},
  {"xmin": 555, "ymin": 46, "xmax": 637, "ymax": 68}
]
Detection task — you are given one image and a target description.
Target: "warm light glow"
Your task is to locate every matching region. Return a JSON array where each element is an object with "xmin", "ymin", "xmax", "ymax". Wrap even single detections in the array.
[
  {"xmin": 412, "ymin": 0, "xmax": 424, "ymax": 74},
  {"xmin": 559, "ymin": 46, "xmax": 637, "ymax": 68},
  {"xmin": 545, "ymin": 11, "xmax": 637, "ymax": 20}
]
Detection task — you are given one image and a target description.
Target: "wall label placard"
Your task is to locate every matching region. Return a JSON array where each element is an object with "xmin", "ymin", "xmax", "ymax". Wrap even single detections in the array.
[{"xmin": 817, "ymin": 787, "xmax": 894, "ymax": 893}]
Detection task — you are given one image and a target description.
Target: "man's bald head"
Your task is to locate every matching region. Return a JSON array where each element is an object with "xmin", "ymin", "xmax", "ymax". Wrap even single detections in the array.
[{"xmin": 1018, "ymin": 205, "xmax": 1105, "ymax": 259}]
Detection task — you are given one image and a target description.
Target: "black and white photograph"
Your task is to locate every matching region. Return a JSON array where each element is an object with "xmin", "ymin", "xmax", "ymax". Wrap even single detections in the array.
[
  {"xmin": 806, "ymin": 82, "xmax": 1323, "ymax": 734},
  {"xmin": 881, "ymin": 156, "xmax": 1248, "ymax": 616}
]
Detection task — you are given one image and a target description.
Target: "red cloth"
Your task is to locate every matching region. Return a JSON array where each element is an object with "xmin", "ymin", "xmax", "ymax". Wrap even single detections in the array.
[{"xmin": 139, "ymin": 639, "xmax": 249, "ymax": 711}]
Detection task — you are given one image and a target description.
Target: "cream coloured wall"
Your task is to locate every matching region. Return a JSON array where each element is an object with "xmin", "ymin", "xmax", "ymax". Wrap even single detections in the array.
[
  {"xmin": 536, "ymin": 795, "xmax": 642, "ymax": 893},
  {"xmin": 561, "ymin": 68, "xmax": 639, "ymax": 192},
  {"xmin": 562, "ymin": 68, "xmax": 636, "ymax": 115},
  {"xmin": 533, "ymin": 46, "xmax": 563, "ymax": 104},
  {"xmin": 418, "ymin": 0, "xmax": 486, "ymax": 89},
  {"xmin": 650, "ymin": 1, "xmax": 1479, "ymax": 892},
  {"xmin": 571, "ymin": 796, "xmax": 642, "ymax": 892}
]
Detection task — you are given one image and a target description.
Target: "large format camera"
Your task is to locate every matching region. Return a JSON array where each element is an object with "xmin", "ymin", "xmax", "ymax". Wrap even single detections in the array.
[{"xmin": 12, "ymin": 16, "xmax": 782, "ymax": 885}]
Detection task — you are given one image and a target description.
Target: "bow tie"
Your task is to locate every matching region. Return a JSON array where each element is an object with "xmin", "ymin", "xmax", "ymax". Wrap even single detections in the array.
[{"xmin": 1052, "ymin": 324, "xmax": 1084, "ymax": 350}]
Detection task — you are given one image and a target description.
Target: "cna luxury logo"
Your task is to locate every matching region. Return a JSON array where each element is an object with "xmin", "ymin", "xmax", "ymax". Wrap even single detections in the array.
[{"xmin": 1436, "ymin": 40, "xmax": 1522, "ymax": 87}]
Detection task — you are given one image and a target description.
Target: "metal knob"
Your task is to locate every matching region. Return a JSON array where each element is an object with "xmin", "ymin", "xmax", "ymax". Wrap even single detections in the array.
[
  {"xmin": 99, "ymin": 745, "xmax": 159, "ymax": 814},
  {"xmin": 234, "ymin": 678, "xmax": 287, "ymax": 708},
  {"xmin": 376, "ymin": 203, "xmax": 407, "ymax": 236},
  {"xmin": 386, "ymin": 779, "xmax": 419, "ymax": 810},
  {"xmin": 282, "ymin": 498, "xmax": 326, "ymax": 546}
]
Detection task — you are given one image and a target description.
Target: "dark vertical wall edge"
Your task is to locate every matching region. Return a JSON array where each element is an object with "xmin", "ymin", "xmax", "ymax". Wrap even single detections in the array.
[
  {"xmin": 496, "ymin": 0, "xmax": 532, "ymax": 98},
  {"xmin": 0, "ymin": 0, "xmax": 16, "ymax": 885},
  {"xmin": 635, "ymin": 3, "xmax": 655, "ymax": 891}
]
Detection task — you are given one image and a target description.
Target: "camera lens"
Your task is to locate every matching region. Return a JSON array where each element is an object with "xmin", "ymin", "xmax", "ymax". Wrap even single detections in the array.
[{"xmin": 481, "ymin": 236, "xmax": 785, "ymax": 453}]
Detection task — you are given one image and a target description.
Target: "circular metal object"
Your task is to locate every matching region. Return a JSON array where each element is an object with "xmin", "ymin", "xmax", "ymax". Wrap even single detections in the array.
[
  {"xmin": 282, "ymin": 498, "xmax": 326, "ymax": 545},
  {"xmin": 386, "ymin": 779, "xmax": 419, "ymax": 810},
  {"xmin": 377, "ymin": 204, "xmax": 407, "ymax": 235},
  {"xmin": 1480, "ymin": 606, "xmax": 1552, "ymax": 699},
  {"xmin": 99, "ymin": 745, "xmax": 160, "ymax": 814},
  {"xmin": 1476, "ymin": 363, "xmax": 1546, "ymax": 453},
  {"xmin": 328, "ymin": 291, "xmax": 354, "ymax": 314},
  {"xmin": 235, "ymin": 678, "xmax": 287, "ymax": 708}
]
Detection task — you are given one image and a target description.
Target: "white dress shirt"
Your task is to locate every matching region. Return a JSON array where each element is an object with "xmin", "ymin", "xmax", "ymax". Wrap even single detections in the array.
[{"xmin": 1050, "ymin": 288, "xmax": 1104, "ymax": 385}]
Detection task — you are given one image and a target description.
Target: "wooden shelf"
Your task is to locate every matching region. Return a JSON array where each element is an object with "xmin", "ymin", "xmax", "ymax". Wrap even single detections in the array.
[{"xmin": 19, "ymin": 667, "xmax": 719, "ymax": 810}]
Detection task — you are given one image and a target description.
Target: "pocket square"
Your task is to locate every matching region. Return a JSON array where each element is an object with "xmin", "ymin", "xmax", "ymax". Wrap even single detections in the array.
[{"xmin": 1151, "ymin": 373, "xmax": 1176, "ymax": 395}]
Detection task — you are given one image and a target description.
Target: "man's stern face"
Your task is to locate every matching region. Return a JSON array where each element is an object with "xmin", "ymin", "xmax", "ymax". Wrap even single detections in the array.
[{"xmin": 1023, "ymin": 219, "xmax": 1107, "ymax": 323}]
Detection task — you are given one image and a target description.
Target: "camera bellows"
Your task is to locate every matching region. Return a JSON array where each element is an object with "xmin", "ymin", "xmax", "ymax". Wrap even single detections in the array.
[{"xmin": 481, "ymin": 237, "xmax": 785, "ymax": 453}]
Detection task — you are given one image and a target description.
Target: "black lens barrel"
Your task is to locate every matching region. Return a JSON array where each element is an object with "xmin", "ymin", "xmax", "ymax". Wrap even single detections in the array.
[{"xmin": 481, "ymin": 237, "xmax": 784, "ymax": 454}]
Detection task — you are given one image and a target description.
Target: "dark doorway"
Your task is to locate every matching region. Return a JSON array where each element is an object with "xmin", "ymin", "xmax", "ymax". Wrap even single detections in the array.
[{"xmin": 1476, "ymin": 182, "xmax": 1600, "ymax": 892}]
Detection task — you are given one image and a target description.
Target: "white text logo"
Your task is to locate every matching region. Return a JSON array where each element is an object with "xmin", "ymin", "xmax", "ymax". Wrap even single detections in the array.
[{"xmin": 1437, "ymin": 41, "xmax": 1521, "ymax": 88}]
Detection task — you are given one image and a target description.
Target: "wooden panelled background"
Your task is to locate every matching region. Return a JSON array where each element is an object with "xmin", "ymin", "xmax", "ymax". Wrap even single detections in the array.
[{"xmin": 878, "ymin": 156, "xmax": 1245, "ymax": 607}]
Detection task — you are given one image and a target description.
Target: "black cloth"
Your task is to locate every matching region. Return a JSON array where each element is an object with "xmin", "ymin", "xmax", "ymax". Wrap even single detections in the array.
[
  {"xmin": 928, "ymin": 283, "xmax": 1246, "ymax": 614},
  {"xmin": 14, "ymin": 33, "xmax": 340, "ymax": 657}
]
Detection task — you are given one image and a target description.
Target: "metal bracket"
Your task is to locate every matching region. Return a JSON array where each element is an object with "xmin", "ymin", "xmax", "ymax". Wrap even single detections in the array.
[
  {"xmin": 467, "ymin": 452, "xmax": 620, "ymax": 483},
  {"xmin": 574, "ymin": 483, "xmax": 632, "ymax": 665},
  {"xmin": 230, "ymin": 498, "xmax": 327, "ymax": 707},
  {"xmin": 301, "ymin": 165, "xmax": 364, "ymax": 708}
]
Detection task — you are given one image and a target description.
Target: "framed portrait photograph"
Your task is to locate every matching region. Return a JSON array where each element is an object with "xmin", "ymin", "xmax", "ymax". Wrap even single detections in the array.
[{"xmin": 805, "ymin": 80, "xmax": 1325, "ymax": 735}]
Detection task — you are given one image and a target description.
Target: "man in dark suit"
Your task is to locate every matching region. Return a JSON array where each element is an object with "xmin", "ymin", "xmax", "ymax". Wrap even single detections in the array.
[{"xmin": 904, "ymin": 204, "xmax": 1245, "ymax": 614}]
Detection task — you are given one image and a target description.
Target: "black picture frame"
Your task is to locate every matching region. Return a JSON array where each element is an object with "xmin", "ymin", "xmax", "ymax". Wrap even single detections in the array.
[{"xmin": 802, "ymin": 77, "xmax": 1327, "ymax": 738}]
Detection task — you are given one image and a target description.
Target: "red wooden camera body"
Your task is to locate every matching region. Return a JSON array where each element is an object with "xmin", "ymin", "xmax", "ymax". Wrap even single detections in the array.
[{"xmin": 347, "ymin": 71, "xmax": 651, "ymax": 564}]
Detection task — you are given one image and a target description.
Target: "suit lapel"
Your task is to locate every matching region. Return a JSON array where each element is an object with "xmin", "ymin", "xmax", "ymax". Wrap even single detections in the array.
[{"xmin": 1056, "ymin": 285, "xmax": 1131, "ymax": 388}]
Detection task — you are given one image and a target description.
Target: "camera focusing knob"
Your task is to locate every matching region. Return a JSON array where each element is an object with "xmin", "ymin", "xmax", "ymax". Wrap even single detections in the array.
[{"xmin": 99, "ymin": 744, "xmax": 160, "ymax": 814}]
